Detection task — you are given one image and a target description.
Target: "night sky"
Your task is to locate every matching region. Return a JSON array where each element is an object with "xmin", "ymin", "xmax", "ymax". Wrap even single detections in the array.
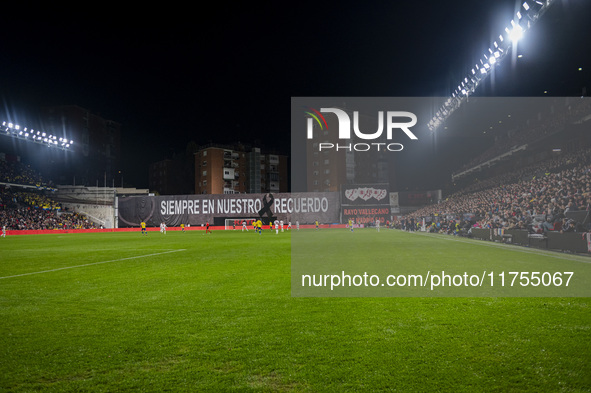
[{"xmin": 1, "ymin": 1, "xmax": 590, "ymax": 189}]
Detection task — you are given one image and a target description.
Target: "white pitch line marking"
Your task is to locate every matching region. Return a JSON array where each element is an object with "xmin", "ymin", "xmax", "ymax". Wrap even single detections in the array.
[
  {"xmin": 0, "ymin": 249, "xmax": 187, "ymax": 280},
  {"xmin": 410, "ymin": 231, "xmax": 591, "ymax": 263}
]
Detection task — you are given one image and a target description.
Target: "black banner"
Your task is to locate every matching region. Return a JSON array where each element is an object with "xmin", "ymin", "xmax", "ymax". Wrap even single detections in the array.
[{"xmin": 117, "ymin": 192, "xmax": 340, "ymax": 227}]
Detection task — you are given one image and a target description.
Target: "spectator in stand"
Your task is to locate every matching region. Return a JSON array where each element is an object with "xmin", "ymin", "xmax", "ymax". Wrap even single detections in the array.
[
  {"xmin": 0, "ymin": 208, "xmax": 96, "ymax": 230},
  {"xmin": 561, "ymin": 218, "xmax": 575, "ymax": 233},
  {"xmin": 403, "ymin": 145, "xmax": 591, "ymax": 234},
  {"xmin": 541, "ymin": 218, "xmax": 554, "ymax": 233}
]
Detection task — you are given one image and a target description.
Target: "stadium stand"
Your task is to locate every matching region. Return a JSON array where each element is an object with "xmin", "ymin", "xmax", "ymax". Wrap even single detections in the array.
[
  {"xmin": 401, "ymin": 147, "xmax": 591, "ymax": 234},
  {"xmin": 0, "ymin": 157, "xmax": 96, "ymax": 231},
  {"xmin": 399, "ymin": 98, "xmax": 591, "ymax": 252},
  {"xmin": 0, "ymin": 159, "xmax": 53, "ymax": 188},
  {"xmin": 453, "ymin": 98, "xmax": 591, "ymax": 178}
]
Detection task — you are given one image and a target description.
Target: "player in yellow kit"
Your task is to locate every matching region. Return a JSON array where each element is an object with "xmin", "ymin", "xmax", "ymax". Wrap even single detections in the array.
[{"xmin": 140, "ymin": 221, "xmax": 147, "ymax": 235}]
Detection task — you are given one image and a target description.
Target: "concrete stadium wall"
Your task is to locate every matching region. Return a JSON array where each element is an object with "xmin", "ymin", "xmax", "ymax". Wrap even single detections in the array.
[{"xmin": 60, "ymin": 202, "xmax": 115, "ymax": 228}]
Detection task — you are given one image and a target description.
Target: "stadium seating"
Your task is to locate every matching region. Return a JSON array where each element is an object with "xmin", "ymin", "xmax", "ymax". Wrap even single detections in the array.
[
  {"xmin": 1, "ymin": 157, "xmax": 96, "ymax": 230},
  {"xmin": 402, "ymin": 145, "xmax": 591, "ymax": 236}
]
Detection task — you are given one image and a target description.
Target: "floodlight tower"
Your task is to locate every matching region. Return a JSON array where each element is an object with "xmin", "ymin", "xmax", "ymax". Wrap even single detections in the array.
[
  {"xmin": 1, "ymin": 120, "xmax": 75, "ymax": 150},
  {"xmin": 428, "ymin": 0, "xmax": 556, "ymax": 132}
]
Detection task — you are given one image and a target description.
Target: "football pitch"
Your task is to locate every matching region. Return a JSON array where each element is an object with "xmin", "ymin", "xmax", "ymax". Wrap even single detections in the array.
[{"xmin": 0, "ymin": 229, "xmax": 589, "ymax": 392}]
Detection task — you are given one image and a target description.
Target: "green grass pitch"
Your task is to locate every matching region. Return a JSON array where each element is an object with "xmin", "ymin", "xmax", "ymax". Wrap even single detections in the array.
[{"xmin": 0, "ymin": 229, "xmax": 589, "ymax": 392}]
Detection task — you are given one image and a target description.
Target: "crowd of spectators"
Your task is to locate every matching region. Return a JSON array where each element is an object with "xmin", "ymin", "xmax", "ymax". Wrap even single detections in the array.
[
  {"xmin": 12, "ymin": 191, "xmax": 62, "ymax": 210},
  {"xmin": 402, "ymin": 146, "xmax": 591, "ymax": 236},
  {"xmin": 1, "ymin": 156, "xmax": 96, "ymax": 231},
  {"xmin": 0, "ymin": 159, "xmax": 52, "ymax": 187},
  {"xmin": 0, "ymin": 207, "xmax": 96, "ymax": 231}
]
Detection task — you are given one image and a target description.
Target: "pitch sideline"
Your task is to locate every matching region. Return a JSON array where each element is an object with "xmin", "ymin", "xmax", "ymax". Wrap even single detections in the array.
[
  {"xmin": 405, "ymin": 230, "xmax": 591, "ymax": 264},
  {"xmin": 0, "ymin": 249, "xmax": 187, "ymax": 280}
]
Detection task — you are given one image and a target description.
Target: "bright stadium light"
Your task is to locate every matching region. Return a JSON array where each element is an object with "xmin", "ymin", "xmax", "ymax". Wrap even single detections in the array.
[
  {"xmin": 509, "ymin": 24, "xmax": 524, "ymax": 43},
  {"xmin": 428, "ymin": 0, "xmax": 557, "ymax": 131},
  {"xmin": 0, "ymin": 119, "xmax": 75, "ymax": 150}
]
